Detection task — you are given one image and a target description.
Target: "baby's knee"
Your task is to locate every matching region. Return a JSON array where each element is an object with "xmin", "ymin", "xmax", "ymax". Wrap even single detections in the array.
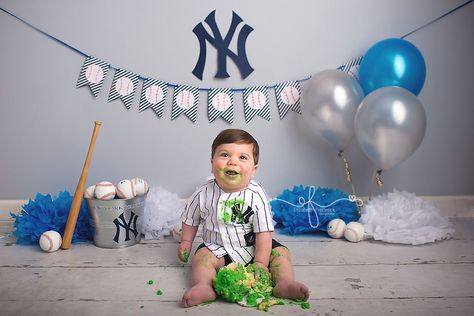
[
  {"xmin": 192, "ymin": 247, "xmax": 220, "ymax": 267},
  {"xmin": 271, "ymin": 246, "xmax": 291, "ymax": 260}
]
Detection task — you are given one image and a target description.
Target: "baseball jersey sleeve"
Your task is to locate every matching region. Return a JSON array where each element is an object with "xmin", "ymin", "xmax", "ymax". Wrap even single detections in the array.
[
  {"xmin": 250, "ymin": 183, "xmax": 274, "ymax": 233},
  {"xmin": 180, "ymin": 188, "xmax": 202, "ymax": 227}
]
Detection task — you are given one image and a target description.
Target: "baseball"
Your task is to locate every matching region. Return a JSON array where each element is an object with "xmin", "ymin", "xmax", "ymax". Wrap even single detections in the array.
[
  {"xmin": 84, "ymin": 185, "xmax": 96, "ymax": 199},
  {"xmin": 145, "ymin": 84, "xmax": 164, "ymax": 104},
  {"xmin": 246, "ymin": 91, "xmax": 266, "ymax": 110},
  {"xmin": 176, "ymin": 90, "xmax": 195, "ymax": 109},
  {"xmin": 172, "ymin": 225, "xmax": 182, "ymax": 243},
  {"xmin": 85, "ymin": 64, "xmax": 104, "ymax": 84},
  {"xmin": 39, "ymin": 230, "xmax": 62, "ymax": 252},
  {"xmin": 343, "ymin": 222, "xmax": 365, "ymax": 243},
  {"xmin": 94, "ymin": 181, "xmax": 116, "ymax": 200},
  {"xmin": 212, "ymin": 92, "xmax": 231, "ymax": 111},
  {"xmin": 327, "ymin": 218, "xmax": 346, "ymax": 239},
  {"xmin": 280, "ymin": 86, "xmax": 300, "ymax": 105},
  {"xmin": 116, "ymin": 179, "xmax": 136, "ymax": 199},
  {"xmin": 131, "ymin": 177, "xmax": 149, "ymax": 196},
  {"xmin": 115, "ymin": 76, "xmax": 134, "ymax": 96}
]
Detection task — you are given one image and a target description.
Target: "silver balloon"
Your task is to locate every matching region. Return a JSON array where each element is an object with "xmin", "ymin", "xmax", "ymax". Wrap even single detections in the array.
[
  {"xmin": 354, "ymin": 86, "xmax": 426, "ymax": 170},
  {"xmin": 301, "ymin": 70, "xmax": 365, "ymax": 151}
]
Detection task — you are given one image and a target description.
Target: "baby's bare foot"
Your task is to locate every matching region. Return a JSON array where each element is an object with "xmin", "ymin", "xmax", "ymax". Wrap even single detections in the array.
[
  {"xmin": 273, "ymin": 279, "xmax": 310, "ymax": 301},
  {"xmin": 181, "ymin": 283, "xmax": 216, "ymax": 308}
]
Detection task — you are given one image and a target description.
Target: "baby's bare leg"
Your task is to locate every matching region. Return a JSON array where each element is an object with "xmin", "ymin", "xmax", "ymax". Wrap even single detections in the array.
[
  {"xmin": 181, "ymin": 247, "xmax": 225, "ymax": 308},
  {"xmin": 269, "ymin": 246, "xmax": 310, "ymax": 301}
]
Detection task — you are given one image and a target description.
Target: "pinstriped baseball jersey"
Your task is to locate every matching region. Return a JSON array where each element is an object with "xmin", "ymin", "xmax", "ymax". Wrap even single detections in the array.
[{"xmin": 181, "ymin": 178, "xmax": 274, "ymax": 265}]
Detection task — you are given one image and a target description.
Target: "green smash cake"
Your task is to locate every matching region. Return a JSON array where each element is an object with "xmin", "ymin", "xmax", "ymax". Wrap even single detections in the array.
[{"xmin": 214, "ymin": 262, "xmax": 283, "ymax": 311}]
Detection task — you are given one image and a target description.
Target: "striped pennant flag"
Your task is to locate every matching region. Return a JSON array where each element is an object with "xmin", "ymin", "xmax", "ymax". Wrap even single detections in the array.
[
  {"xmin": 76, "ymin": 56, "xmax": 109, "ymax": 97},
  {"xmin": 107, "ymin": 69, "xmax": 139, "ymax": 109},
  {"xmin": 171, "ymin": 85, "xmax": 199, "ymax": 123},
  {"xmin": 243, "ymin": 86, "xmax": 271, "ymax": 123},
  {"xmin": 274, "ymin": 81, "xmax": 302, "ymax": 119},
  {"xmin": 337, "ymin": 56, "xmax": 363, "ymax": 80},
  {"xmin": 208, "ymin": 88, "xmax": 234, "ymax": 124},
  {"xmin": 139, "ymin": 79, "xmax": 168, "ymax": 118}
]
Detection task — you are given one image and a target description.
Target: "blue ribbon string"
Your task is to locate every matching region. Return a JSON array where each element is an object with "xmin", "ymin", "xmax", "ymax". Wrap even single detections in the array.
[{"xmin": 1, "ymin": 0, "xmax": 472, "ymax": 92}]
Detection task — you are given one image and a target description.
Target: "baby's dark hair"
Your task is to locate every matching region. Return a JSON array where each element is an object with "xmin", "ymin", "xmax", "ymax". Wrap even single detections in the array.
[{"xmin": 211, "ymin": 129, "xmax": 260, "ymax": 165}]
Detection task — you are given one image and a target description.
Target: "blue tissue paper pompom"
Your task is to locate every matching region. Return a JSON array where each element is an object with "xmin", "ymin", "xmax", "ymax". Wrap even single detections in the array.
[
  {"xmin": 10, "ymin": 191, "xmax": 93, "ymax": 244},
  {"xmin": 270, "ymin": 186, "xmax": 359, "ymax": 235}
]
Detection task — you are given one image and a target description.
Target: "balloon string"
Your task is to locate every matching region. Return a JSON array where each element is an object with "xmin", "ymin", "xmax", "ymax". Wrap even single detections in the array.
[
  {"xmin": 338, "ymin": 151, "xmax": 357, "ymax": 198},
  {"xmin": 368, "ymin": 169, "xmax": 384, "ymax": 202},
  {"xmin": 375, "ymin": 169, "xmax": 384, "ymax": 187},
  {"xmin": 338, "ymin": 151, "xmax": 352, "ymax": 183}
]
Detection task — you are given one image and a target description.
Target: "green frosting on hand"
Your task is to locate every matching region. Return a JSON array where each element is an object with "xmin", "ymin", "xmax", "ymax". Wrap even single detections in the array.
[{"xmin": 180, "ymin": 250, "xmax": 189, "ymax": 263}]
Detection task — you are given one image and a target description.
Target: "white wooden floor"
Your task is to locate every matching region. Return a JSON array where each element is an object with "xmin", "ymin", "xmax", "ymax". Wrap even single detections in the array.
[{"xmin": 0, "ymin": 218, "xmax": 473, "ymax": 316}]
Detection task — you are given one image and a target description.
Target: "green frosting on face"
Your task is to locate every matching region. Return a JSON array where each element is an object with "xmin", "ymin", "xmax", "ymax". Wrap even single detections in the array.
[{"xmin": 216, "ymin": 168, "xmax": 245, "ymax": 187}]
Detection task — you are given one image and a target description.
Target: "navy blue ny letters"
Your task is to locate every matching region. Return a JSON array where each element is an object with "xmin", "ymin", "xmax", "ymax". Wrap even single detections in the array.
[{"xmin": 192, "ymin": 10, "xmax": 254, "ymax": 80}]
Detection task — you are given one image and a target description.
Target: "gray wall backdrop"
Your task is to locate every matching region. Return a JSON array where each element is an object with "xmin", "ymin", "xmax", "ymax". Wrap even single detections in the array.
[{"xmin": 1, "ymin": 0, "xmax": 473, "ymax": 200}]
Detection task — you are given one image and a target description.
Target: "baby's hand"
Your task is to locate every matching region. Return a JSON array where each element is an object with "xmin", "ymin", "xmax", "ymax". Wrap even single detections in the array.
[
  {"xmin": 254, "ymin": 260, "xmax": 269, "ymax": 273},
  {"xmin": 178, "ymin": 240, "xmax": 192, "ymax": 263}
]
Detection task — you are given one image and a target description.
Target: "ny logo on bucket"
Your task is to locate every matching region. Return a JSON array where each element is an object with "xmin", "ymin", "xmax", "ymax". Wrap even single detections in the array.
[
  {"xmin": 192, "ymin": 10, "xmax": 254, "ymax": 80},
  {"xmin": 113, "ymin": 211, "xmax": 139, "ymax": 243}
]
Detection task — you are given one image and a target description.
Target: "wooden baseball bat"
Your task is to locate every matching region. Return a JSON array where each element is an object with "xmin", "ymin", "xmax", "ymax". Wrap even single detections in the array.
[{"xmin": 61, "ymin": 121, "xmax": 102, "ymax": 250}]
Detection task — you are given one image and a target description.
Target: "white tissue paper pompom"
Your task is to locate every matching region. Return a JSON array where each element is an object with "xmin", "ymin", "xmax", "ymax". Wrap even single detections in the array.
[
  {"xmin": 139, "ymin": 186, "xmax": 186, "ymax": 240},
  {"xmin": 359, "ymin": 190, "xmax": 455, "ymax": 245}
]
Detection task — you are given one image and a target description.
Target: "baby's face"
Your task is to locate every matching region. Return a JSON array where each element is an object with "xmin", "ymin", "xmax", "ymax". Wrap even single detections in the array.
[{"xmin": 211, "ymin": 142, "xmax": 257, "ymax": 193}]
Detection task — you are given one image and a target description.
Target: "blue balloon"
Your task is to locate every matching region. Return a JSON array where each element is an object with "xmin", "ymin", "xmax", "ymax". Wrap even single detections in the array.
[{"xmin": 358, "ymin": 38, "xmax": 426, "ymax": 95}]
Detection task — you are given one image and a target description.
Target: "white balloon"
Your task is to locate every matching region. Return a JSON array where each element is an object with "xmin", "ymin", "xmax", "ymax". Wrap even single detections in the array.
[
  {"xmin": 354, "ymin": 87, "xmax": 426, "ymax": 170},
  {"xmin": 301, "ymin": 70, "xmax": 364, "ymax": 151}
]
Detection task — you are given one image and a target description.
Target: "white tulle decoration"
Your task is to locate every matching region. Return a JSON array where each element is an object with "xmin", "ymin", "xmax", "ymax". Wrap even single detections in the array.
[
  {"xmin": 360, "ymin": 190, "xmax": 455, "ymax": 245},
  {"xmin": 139, "ymin": 186, "xmax": 185, "ymax": 240}
]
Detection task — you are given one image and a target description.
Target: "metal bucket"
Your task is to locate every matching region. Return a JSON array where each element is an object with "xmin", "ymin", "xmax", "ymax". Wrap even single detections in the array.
[{"xmin": 86, "ymin": 194, "xmax": 147, "ymax": 248}]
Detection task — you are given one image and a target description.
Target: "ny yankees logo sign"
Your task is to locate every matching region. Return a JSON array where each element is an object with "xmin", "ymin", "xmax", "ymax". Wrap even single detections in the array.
[
  {"xmin": 113, "ymin": 211, "xmax": 139, "ymax": 243},
  {"xmin": 192, "ymin": 10, "xmax": 254, "ymax": 80}
]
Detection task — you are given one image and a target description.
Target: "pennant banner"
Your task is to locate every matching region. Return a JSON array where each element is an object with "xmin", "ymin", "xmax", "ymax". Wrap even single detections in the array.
[
  {"xmin": 139, "ymin": 79, "xmax": 168, "ymax": 118},
  {"xmin": 337, "ymin": 56, "xmax": 363, "ymax": 80},
  {"xmin": 76, "ymin": 56, "xmax": 109, "ymax": 97},
  {"xmin": 108, "ymin": 69, "xmax": 139, "ymax": 109},
  {"xmin": 208, "ymin": 88, "xmax": 234, "ymax": 124},
  {"xmin": 171, "ymin": 85, "xmax": 199, "ymax": 123},
  {"xmin": 274, "ymin": 80, "xmax": 302, "ymax": 120},
  {"xmin": 2, "ymin": 4, "xmax": 467, "ymax": 125},
  {"xmin": 243, "ymin": 86, "xmax": 271, "ymax": 123}
]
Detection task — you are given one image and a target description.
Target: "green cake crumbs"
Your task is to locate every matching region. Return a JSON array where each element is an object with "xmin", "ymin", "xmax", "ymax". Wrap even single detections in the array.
[
  {"xmin": 270, "ymin": 249, "xmax": 282, "ymax": 257},
  {"xmin": 214, "ymin": 262, "xmax": 283, "ymax": 311},
  {"xmin": 222, "ymin": 211, "xmax": 232, "ymax": 223},
  {"xmin": 147, "ymin": 280, "xmax": 154, "ymax": 285},
  {"xmin": 156, "ymin": 289, "xmax": 163, "ymax": 295},
  {"xmin": 290, "ymin": 299, "xmax": 311, "ymax": 309}
]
